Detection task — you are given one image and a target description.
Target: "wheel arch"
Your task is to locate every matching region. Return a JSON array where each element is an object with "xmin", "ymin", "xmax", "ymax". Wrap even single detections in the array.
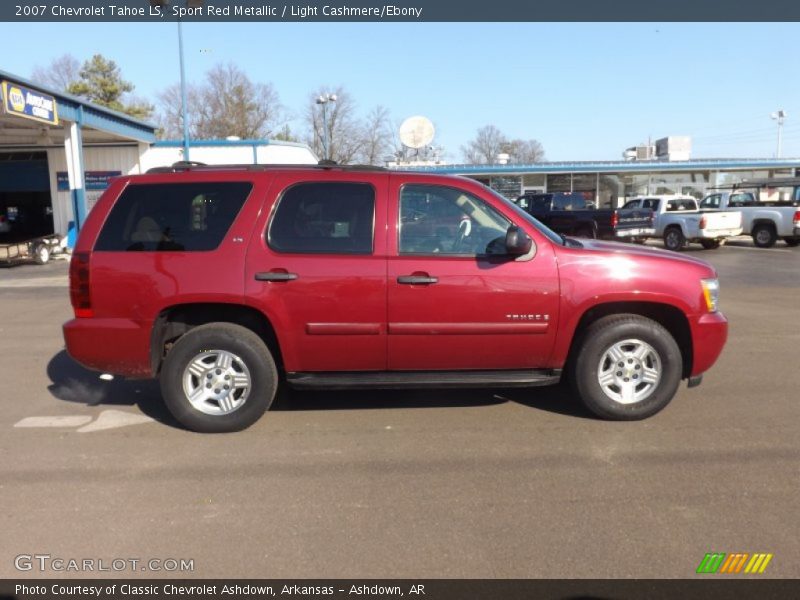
[
  {"xmin": 150, "ymin": 302, "xmax": 283, "ymax": 377},
  {"xmin": 751, "ymin": 218, "xmax": 777, "ymax": 230},
  {"xmin": 565, "ymin": 301, "xmax": 693, "ymax": 379}
]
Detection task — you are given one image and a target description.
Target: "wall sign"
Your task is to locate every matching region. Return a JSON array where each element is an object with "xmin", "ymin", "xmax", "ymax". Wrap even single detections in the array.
[
  {"xmin": 1, "ymin": 80, "xmax": 59, "ymax": 125},
  {"xmin": 57, "ymin": 171, "xmax": 122, "ymax": 191}
]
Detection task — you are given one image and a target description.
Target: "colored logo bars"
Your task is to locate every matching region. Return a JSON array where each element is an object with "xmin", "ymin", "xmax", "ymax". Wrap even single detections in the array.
[{"xmin": 697, "ymin": 552, "xmax": 773, "ymax": 574}]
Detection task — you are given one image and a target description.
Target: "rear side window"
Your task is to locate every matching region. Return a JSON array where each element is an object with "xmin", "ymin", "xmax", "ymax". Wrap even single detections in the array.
[
  {"xmin": 268, "ymin": 182, "xmax": 375, "ymax": 254},
  {"xmin": 95, "ymin": 182, "xmax": 252, "ymax": 252}
]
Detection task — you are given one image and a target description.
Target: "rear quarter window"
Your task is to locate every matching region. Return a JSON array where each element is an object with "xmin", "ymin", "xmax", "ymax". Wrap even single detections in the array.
[{"xmin": 94, "ymin": 182, "xmax": 252, "ymax": 252}]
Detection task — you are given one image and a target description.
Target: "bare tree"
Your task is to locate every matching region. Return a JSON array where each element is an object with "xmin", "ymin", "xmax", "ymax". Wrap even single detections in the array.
[
  {"xmin": 305, "ymin": 86, "xmax": 364, "ymax": 164},
  {"xmin": 31, "ymin": 54, "xmax": 81, "ymax": 91},
  {"xmin": 504, "ymin": 138, "xmax": 545, "ymax": 163},
  {"xmin": 462, "ymin": 125, "xmax": 545, "ymax": 164},
  {"xmin": 461, "ymin": 125, "xmax": 507, "ymax": 164},
  {"xmin": 155, "ymin": 83, "xmax": 202, "ymax": 139},
  {"xmin": 358, "ymin": 105, "xmax": 393, "ymax": 165},
  {"xmin": 191, "ymin": 63, "xmax": 284, "ymax": 139}
]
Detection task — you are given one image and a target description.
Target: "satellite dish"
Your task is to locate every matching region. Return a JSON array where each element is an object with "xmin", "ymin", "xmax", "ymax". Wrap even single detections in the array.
[{"xmin": 399, "ymin": 116, "xmax": 435, "ymax": 149}]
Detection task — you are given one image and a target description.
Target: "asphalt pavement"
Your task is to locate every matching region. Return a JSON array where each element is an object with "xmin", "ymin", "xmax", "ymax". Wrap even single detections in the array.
[{"xmin": 1, "ymin": 240, "xmax": 798, "ymax": 579}]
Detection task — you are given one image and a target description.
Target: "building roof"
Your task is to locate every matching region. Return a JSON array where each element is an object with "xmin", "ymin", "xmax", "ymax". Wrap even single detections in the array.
[
  {"xmin": 396, "ymin": 158, "xmax": 800, "ymax": 175},
  {"xmin": 0, "ymin": 68, "xmax": 156, "ymax": 143},
  {"xmin": 153, "ymin": 138, "xmax": 311, "ymax": 149}
]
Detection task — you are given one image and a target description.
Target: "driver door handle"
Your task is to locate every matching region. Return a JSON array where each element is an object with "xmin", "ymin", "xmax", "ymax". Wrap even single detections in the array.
[{"xmin": 397, "ymin": 275, "xmax": 438, "ymax": 285}]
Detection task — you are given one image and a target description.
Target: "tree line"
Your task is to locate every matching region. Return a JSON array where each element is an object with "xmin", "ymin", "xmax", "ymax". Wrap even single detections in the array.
[{"xmin": 30, "ymin": 53, "xmax": 545, "ymax": 165}]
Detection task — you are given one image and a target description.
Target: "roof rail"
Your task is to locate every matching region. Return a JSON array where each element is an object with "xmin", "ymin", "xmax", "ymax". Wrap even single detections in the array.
[{"xmin": 145, "ymin": 160, "xmax": 387, "ymax": 174}]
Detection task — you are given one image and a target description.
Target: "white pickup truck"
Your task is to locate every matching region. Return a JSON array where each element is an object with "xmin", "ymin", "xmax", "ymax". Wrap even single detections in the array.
[
  {"xmin": 700, "ymin": 191, "xmax": 800, "ymax": 248},
  {"xmin": 622, "ymin": 195, "xmax": 743, "ymax": 251}
]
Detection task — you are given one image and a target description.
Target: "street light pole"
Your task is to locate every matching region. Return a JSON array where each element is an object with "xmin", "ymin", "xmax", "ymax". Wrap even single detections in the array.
[
  {"xmin": 177, "ymin": 18, "xmax": 190, "ymax": 161},
  {"xmin": 150, "ymin": 0, "xmax": 203, "ymax": 161},
  {"xmin": 771, "ymin": 109, "xmax": 787, "ymax": 158},
  {"xmin": 315, "ymin": 93, "xmax": 337, "ymax": 161}
]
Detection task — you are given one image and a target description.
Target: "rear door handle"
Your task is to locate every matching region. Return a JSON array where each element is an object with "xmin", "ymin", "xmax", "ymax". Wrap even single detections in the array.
[
  {"xmin": 397, "ymin": 275, "xmax": 438, "ymax": 285},
  {"xmin": 255, "ymin": 271, "xmax": 298, "ymax": 282}
]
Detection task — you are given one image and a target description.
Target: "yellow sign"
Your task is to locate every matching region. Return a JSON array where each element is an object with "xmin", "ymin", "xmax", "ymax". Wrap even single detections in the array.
[{"xmin": 1, "ymin": 80, "xmax": 59, "ymax": 125}]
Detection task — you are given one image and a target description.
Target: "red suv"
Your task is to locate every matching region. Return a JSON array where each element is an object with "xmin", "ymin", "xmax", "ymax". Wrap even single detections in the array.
[{"xmin": 63, "ymin": 164, "xmax": 728, "ymax": 432}]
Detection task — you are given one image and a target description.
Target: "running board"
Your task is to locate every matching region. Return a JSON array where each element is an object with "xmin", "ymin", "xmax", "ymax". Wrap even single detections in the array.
[{"xmin": 286, "ymin": 369, "xmax": 562, "ymax": 390}]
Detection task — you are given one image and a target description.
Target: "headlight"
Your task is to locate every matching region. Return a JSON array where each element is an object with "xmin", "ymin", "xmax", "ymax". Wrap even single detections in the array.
[{"xmin": 701, "ymin": 278, "xmax": 719, "ymax": 312}]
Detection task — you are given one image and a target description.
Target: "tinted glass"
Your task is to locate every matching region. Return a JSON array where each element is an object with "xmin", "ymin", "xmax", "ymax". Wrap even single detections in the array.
[
  {"xmin": 399, "ymin": 184, "xmax": 510, "ymax": 256},
  {"xmin": 268, "ymin": 182, "xmax": 374, "ymax": 254},
  {"xmin": 95, "ymin": 182, "xmax": 252, "ymax": 252}
]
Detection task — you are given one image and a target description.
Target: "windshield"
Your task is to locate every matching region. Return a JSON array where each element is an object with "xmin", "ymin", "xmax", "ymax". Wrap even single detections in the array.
[{"xmin": 480, "ymin": 184, "xmax": 565, "ymax": 245}]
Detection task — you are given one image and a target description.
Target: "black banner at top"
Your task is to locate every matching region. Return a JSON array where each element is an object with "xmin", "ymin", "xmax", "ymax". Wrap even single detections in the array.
[{"xmin": 2, "ymin": 0, "xmax": 800, "ymax": 22}]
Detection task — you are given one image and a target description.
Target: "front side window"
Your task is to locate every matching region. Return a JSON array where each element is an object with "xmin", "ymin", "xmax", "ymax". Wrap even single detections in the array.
[
  {"xmin": 95, "ymin": 182, "xmax": 252, "ymax": 252},
  {"xmin": 399, "ymin": 184, "xmax": 511, "ymax": 256},
  {"xmin": 268, "ymin": 182, "xmax": 375, "ymax": 254}
]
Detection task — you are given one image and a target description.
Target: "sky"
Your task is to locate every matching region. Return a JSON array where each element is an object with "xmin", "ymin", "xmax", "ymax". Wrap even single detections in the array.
[{"xmin": 3, "ymin": 21, "xmax": 800, "ymax": 162}]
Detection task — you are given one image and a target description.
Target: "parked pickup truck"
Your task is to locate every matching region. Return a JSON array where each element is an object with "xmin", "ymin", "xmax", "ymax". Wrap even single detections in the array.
[
  {"xmin": 63, "ymin": 163, "xmax": 728, "ymax": 432},
  {"xmin": 515, "ymin": 192, "xmax": 654, "ymax": 240},
  {"xmin": 699, "ymin": 191, "xmax": 800, "ymax": 248},
  {"xmin": 622, "ymin": 195, "xmax": 743, "ymax": 251}
]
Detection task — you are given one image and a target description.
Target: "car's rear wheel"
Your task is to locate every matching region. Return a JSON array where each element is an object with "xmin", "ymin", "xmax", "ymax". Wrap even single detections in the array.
[
  {"xmin": 700, "ymin": 239, "xmax": 722, "ymax": 250},
  {"xmin": 572, "ymin": 315, "xmax": 682, "ymax": 420},
  {"xmin": 783, "ymin": 237, "xmax": 800, "ymax": 247},
  {"xmin": 160, "ymin": 322, "xmax": 278, "ymax": 432},
  {"xmin": 663, "ymin": 227, "xmax": 686, "ymax": 252},
  {"xmin": 752, "ymin": 224, "xmax": 777, "ymax": 248}
]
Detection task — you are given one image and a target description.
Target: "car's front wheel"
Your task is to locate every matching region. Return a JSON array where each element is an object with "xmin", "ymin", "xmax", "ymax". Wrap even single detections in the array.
[
  {"xmin": 160, "ymin": 323, "xmax": 278, "ymax": 432},
  {"xmin": 572, "ymin": 315, "xmax": 682, "ymax": 420}
]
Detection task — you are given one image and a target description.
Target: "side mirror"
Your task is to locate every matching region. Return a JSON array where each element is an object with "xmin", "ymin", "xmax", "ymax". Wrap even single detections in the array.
[{"xmin": 505, "ymin": 225, "xmax": 532, "ymax": 256}]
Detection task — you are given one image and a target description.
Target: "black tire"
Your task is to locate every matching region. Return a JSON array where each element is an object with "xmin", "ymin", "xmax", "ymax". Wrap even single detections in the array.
[
  {"xmin": 783, "ymin": 237, "xmax": 800, "ymax": 247},
  {"xmin": 159, "ymin": 322, "xmax": 278, "ymax": 432},
  {"xmin": 571, "ymin": 314, "xmax": 683, "ymax": 421},
  {"xmin": 700, "ymin": 239, "xmax": 722, "ymax": 250},
  {"xmin": 663, "ymin": 227, "xmax": 686, "ymax": 252},
  {"xmin": 33, "ymin": 244, "xmax": 50, "ymax": 265},
  {"xmin": 752, "ymin": 224, "xmax": 777, "ymax": 248}
]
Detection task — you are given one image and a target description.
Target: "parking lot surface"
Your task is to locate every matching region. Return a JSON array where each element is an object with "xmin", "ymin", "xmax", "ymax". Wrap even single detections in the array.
[{"xmin": 1, "ymin": 241, "xmax": 798, "ymax": 579}]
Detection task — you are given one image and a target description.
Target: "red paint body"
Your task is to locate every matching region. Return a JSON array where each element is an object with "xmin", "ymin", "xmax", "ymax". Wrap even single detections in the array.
[{"xmin": 63, "ymin": 168, "xmax": 727, "ymax": 381}]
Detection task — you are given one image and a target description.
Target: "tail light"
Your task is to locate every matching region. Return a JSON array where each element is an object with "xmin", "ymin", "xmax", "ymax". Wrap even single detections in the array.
[
  {"xmin": 69, "ymin": 252, "xmax": 93, "ymax": 318},
  {"xmin": 699, "ymin": 216, "xmax": 707, "ymax": 229},
  {"xmin": 793, "ymin": 210, "xmax": 800, "ymax": 225},
  {"xmin": 611, "ymin": 212, "xmax": 619, "ymax": 228}
]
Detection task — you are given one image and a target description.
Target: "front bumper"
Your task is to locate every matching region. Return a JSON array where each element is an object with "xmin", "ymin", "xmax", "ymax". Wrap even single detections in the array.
[{"xmin": 689, "ymin": 311, "xmax": 728, "ymax": 377}]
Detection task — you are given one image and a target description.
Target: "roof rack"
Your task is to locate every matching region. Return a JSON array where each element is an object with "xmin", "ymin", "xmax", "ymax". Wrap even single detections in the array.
[
  {"xmin": 146, "ymin": 160, "xmax": 387, "ymax": 174},
  {"xmin": 709, "ymin": 176, "xmax": 800, "ymax": 190}
]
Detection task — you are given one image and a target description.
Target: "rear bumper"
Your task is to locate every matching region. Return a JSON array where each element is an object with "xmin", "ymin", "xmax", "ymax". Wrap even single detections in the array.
[
  {"xmin": 699, "ymin": 227, "xmax": 742, "ymax": 239},
  {"xmin": 615, "ymin": 227, "xmax": 655, "ymax": 238},
  {"xmin": 63, "ymin": 317, "xmax": 153, "ymax": 378},
  {"xmin": 689, "ymin": 311, "xmax": 728, "ymax": 377}
]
